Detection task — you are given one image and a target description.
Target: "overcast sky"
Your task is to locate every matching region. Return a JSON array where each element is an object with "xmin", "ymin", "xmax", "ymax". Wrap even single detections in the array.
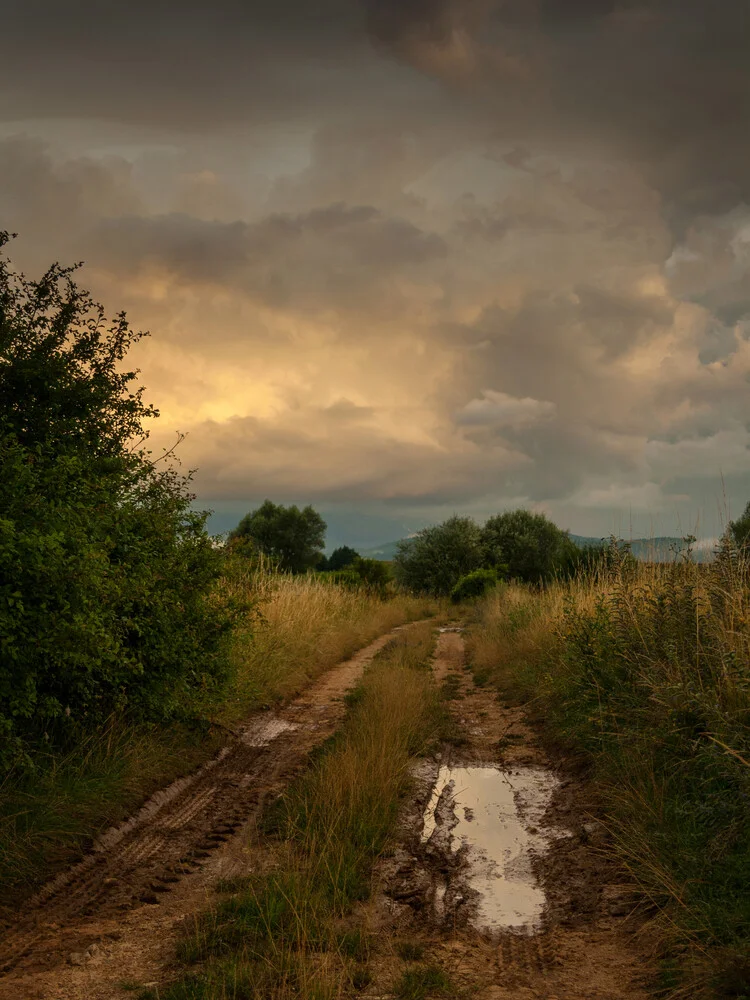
[{"xmin": 3, "ymin": 0, "xmax": 750, "ymax": 546}]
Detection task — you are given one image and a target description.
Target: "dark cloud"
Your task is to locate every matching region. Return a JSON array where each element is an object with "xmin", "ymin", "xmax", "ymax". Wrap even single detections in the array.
[
  {"xmin": 90, "ymin": 203, "xmax": 446, "ymax": 318},
  {"xmin": 3, "ymin": 1, "xmax": 750, "ymax": 537}
]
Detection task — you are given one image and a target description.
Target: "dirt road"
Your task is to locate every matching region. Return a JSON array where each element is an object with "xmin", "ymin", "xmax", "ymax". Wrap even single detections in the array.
[
  {"xmin": 363, "ymin": 627, "xmax": 654, "ymax": 999},
  {"xmin": 0, "ymin": 623, "xmax": 654, "ymax": 999},
  {"xmin": 0, "ymin": 626, "xmax": 413, "ymax": 1000}
]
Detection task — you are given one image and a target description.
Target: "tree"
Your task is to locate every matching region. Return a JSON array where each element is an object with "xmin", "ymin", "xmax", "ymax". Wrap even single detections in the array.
[
  {"xmin": 728, "ymin": 500, "xmax": 750, "ymax": 553},
  {"xmin": 481, "ymin": 509, "xmax": 571, "ymax": 583},
  {"xmin": 393, "ymin": 516, "xmax": 483, "ymax": 596},
  {"xmin": 229, "ymin": 500, "xmax": 326, "ymax": 574},
  {"xmin": 324, "ymin": 545, "xmax": 360, "ymax": 572},
  {"xmin": 0, "ymin": 232, "xmax": 236, "ymax": 769}
]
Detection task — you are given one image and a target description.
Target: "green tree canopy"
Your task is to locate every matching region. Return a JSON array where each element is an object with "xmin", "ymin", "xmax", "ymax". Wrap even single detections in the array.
[
  {"xmin": 393, "ymin": 516, "xmax": 483, "ymax": 596},
  {"xmin": 481, "ymin": 509, "xmax": 573, "ymax": 583},
  {"xmin": 324, "ymin": 545, "xmax": 360, "ymax": 572},
  {"xmin": 229, "ymin": 500, "xmax": 326, "ymax": 574},
  {"xmin": 0, "ymin": 233, "xmax": 235, "ymax": 770},
  {"xmin": 728, "ymin": 500, "xmax": 750, "ymax": 553}
]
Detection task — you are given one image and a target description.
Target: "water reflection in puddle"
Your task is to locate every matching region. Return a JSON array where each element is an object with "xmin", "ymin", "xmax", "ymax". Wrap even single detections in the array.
[
  {"xmin": 421, "ymin": 766, "xmax": 568, "ymax": 935},
  {"xmin": 241, "ymin": 718, "xmax": 299, "ymax": 747}
]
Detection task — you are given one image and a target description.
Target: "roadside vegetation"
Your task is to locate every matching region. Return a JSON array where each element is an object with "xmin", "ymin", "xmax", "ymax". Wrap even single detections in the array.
[
  {"xmin": 0, "ymin": 238, "xmax": 433, "ymax": 898},
  {"xmin": 468, "ymin": 538, "xmax": 750, "ymax": 998},
  {"xmin": 143, "ymin": 624, "xmax": 447, "ymax": 1000}
]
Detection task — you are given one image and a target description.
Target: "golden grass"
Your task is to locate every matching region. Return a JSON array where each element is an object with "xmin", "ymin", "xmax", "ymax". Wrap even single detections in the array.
[
  {"xmin": 467, "ymin": 555, "xmax": 750, "ymax": 998},
  {"xmin": 219, "ymin": 560, "xmax": 436, "ymax": 713}
]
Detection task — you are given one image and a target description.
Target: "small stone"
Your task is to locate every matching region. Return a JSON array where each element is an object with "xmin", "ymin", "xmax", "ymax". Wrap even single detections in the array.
[
  {"xmin": 583, "ymin": 821, "xmax": 603, "ymax": 837},
  {"xmin": 68, "ymin": 952, "xmax": 85, "ymax": 966}
]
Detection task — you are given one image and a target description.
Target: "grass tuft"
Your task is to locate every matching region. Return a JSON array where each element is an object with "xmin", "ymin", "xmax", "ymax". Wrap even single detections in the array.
[{"xmin": 395, "ymin": 963, "xmax": 453, "ymax": 999}]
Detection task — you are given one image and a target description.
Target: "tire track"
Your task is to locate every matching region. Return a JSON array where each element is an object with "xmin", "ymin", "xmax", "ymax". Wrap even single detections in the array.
[{"xmin": 0, "ymin": 625, "xmax": 413, "ymax": 992}]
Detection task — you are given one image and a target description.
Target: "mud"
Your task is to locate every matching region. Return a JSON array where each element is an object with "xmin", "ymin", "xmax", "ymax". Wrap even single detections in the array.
[
  {"xmin": 0, "ymin": 625, "xmax": 415, "ymax": 1000},
  {"xmin": 421, "ymin": 765, "xmax": 570, "ymax": 935},
  {"xmin": 367, "ymin": 626, "xmax": 653, "ymax": 1000}
]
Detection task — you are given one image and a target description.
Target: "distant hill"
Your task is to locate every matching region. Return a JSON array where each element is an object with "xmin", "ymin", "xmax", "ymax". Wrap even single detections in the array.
[
  {"xmin": 360, "ymin": 534, "xmax": 716, "ymax": 563},
  {"xmin": 359, "ymin": 539, "xmax": 401, "ymax": 561}
]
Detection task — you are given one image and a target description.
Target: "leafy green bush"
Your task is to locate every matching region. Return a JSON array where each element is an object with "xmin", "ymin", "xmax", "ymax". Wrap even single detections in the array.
[
  {"xmin": 450, "ymin": 568, "xmax": 498, "ymax": 603},
  {"xmin": 393, "ymin": 516, "xmax": 483, "ymax": 596},
  {"xmin": 0, "ymin": 233, "xmax": 238, "ymax": 771},
  {"xmin": 318, "ymin": 558, "xmax": 391, "ymax": 599}
]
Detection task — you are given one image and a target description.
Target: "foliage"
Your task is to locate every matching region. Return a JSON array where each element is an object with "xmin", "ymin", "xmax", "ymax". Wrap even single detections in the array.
[
  {"xmin": 450, "ymin": 568, "xmax": 498, "ymax": 604},
  {"xmin": 470, "ymin": 552, "xmax": 750, "ymax": 999},
  {"xmin": 393, "ymin": 516, "xmax": 483, "ymax": 596},
  {"xmin": 728, "ymin": 500, "xmax": 750, "ymax": 554},
  {"xmin": 228, "ymin": 500, "xmax": 326, "ymax": 574},
  {"xmin": 481, "ymin": 509, "xmax": 573, "ymax": 583},
  {"xmin": 321, "ymin": 545, "xmax": 360, "ymax": 572},
  {"xmin": 0, "ymin": 233, "xmax": 236, "ymax": 772}
]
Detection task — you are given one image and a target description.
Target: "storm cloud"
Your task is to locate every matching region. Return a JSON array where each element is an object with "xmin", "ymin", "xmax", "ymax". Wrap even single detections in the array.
[{"xmin": 2, "ymin": 0, "xmax": 749, "ymax": 542}]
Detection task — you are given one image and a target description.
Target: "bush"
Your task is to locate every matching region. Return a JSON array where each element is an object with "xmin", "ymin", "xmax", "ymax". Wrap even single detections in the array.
[
  {"xmin": 0, "ymin": 233, "xmax": 237, "ymax": 771},
  {"xmin": 393, "ymin": 516, "xmax": 483, "ymax": 596},
  {"xmin": 450, "ymin": 568, "xmax": 498, "ymax": 603}
]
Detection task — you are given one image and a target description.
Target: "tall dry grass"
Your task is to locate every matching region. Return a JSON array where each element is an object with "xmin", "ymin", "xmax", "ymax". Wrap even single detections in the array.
[
  {"xmin": 467, "ymin": 550, "xmax": 750, "ymax": 998},
  {"xmin": 219, "ymin": 556, "xmax": 435, "ymax": 712}
]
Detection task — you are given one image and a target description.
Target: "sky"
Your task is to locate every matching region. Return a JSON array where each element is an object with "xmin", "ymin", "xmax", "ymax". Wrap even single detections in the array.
[{"xmin": 2, "ymin": 0, "xmax": 750, "ymax": 548}]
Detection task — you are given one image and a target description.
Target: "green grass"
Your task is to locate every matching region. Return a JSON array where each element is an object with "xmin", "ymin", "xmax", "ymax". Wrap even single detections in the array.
[
  {"xmin": 150, "ymin": 622, "xmax": 443, "ymax": 999},
  {"xmin": 468, "ymin": 559, "xmax": 750, "ymax": 998},
  {"xmin": 395, "ymin": 963, "xmax": 453, "ymax": 999}
]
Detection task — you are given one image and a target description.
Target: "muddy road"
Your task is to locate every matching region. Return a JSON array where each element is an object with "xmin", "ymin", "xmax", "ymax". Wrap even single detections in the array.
[
  {"xmin": 0, "ymin": 623, "xmax": 654, "ymax": 1000},
  {"xmin": 366, "ymin": 627, "xmax": 654, "ymax": 999},
  {"xmin": 0, "ymin": 626, "xmax": 414, "ymax": 1000}
]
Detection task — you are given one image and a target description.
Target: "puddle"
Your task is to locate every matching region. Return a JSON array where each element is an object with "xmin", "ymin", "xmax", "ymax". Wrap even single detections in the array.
[
  {"xmin": 421, "ymin": 766, "xmax": 568, "ymax": 935},
  {"xmin": 240, "ymin": 717, "xmax": 299, "ymax": 747}
]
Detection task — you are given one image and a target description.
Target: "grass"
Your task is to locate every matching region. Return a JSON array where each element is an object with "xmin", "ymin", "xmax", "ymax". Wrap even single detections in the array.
[
  {"xmin": 467, "ymin": 551, "xmax": 750, "ymax": 998},
  {"xmin": 0, "ymin": 562, "xmax": 435, "ymax": 900},
  {"xmin": 395, "ymin": 964, "xmax": 453, "ymax": 999},
  {"xmin": 148, "ymin": 622, "xmax": 443, "ymax": 999}
]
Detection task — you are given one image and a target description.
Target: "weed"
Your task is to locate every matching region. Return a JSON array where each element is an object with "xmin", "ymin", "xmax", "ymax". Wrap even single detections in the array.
[
  {"xmin": 396, "ymin": 940, "xmax": 426, "ymax": 961},
  {"xmin": 395, "ymin": 963, "xmax": 453, "ymax": 999}
]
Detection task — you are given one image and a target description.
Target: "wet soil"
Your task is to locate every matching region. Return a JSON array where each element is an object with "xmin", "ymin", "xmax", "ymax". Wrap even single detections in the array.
[
  {"xmin": 0, "ymin": 626, "xmax": 414, "ymax": 1000},
  {"xmin": 364, "ymin": 626, "xmax": 654, "ymax": 999}
]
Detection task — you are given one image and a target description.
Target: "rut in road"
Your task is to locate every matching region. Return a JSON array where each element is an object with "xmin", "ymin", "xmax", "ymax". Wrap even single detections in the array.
[
  {"xmin": 0, "ymin": 624, "xmax": 421, "ymax": 1000},
  {"xmin": 363, "ymin": 626, "xmax": 654, "ymax": 999}
]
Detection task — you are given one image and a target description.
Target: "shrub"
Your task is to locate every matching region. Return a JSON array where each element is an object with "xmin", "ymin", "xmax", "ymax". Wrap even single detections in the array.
[
  {"xmin": 450, "ymin": 568, "xmax": 498, "ymax": 603},
  {"xmin": 0, "ymin": 233, "xmax": 237, "ymax": 771}
]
